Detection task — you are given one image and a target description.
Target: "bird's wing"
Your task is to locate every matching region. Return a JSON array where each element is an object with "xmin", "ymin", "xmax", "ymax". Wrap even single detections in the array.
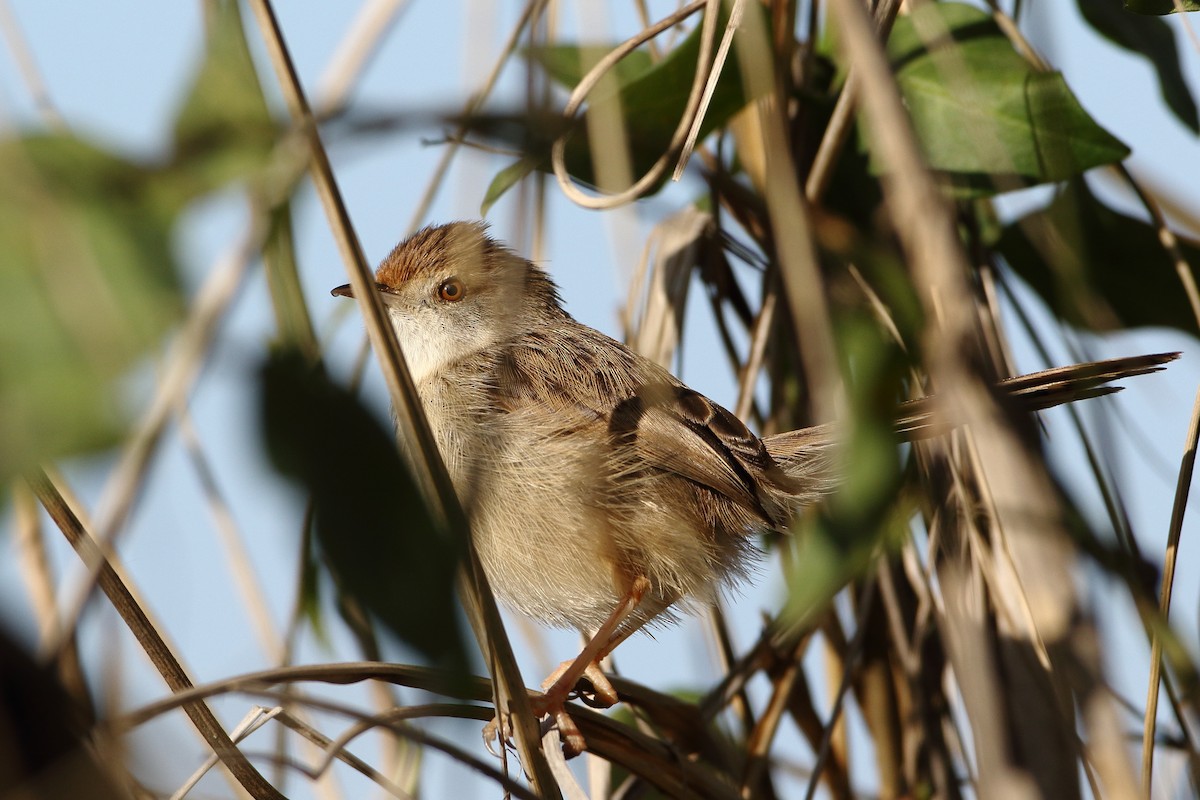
[{"xmin": 492, "ymin": 323, "xmax": 793, "ymax": 525}]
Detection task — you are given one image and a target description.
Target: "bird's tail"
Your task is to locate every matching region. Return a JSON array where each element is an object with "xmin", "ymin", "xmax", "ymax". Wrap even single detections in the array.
[{"xmin": 762, "ymin": 352, "xmax": 1179, "ymax": 473}]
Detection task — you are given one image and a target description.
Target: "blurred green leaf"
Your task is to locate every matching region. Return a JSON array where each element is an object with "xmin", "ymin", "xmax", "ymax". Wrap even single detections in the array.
[
  {"xmin": 263, "ymin": 201, "xmax": 319, "ymax": 358},
  {"xmin": 0, "ymin": 0, "xmax": 286, "ymax": 488},
  {"xmin": 1078, "ymin": 0, "xmax": 1198, "ymax": 133},
  {"xmin": 999, "ymin": 179, "xmax": 1200, "ymax": 336},
  {"xmin": 0, "ymin": 134, "xmax": 182, "ymax": 481},
  {"xmin": 785, "ymin": 315, "xmax": 908, "ymax": 622},
  {"xmin": 529, "ymin": 44, "xmax": 655, "ymax": 89},
  {"xmin": 1124, "ymin": 0, "xmax": 1200, "ymax": 13},
  {"xmin": 882, "ymin": 3, "xmax": 1129, "ymax": 197},
  {"xmin": 259, "ymin": 349, "xmax": 470, "ymax": 674},
  {"xmin": 168, "ymin": 0, "xmax": 276, "ymax": 205}
]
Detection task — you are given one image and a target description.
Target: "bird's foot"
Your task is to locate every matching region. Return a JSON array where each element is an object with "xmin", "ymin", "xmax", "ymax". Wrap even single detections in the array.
[{"xmin": 482, "ymin": 659, "xmax": 618, "ymax": 758}]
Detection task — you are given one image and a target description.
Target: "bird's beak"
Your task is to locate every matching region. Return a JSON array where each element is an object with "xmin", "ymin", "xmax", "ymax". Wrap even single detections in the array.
[{"xmin": 332, "ymin": 282, "xmax": 398, "ymax": 298}]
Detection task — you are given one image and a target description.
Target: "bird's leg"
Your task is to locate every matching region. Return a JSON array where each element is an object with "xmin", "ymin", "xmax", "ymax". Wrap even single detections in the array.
[
  {"xmin": 485, "ymin": 576, "xmax": 650, "ymax": 758},
  {"xmin": 533, "ymin": 576, "xmax": 650, "ymax": 756},
  {"xmin": 539, "ymin": 576, "xmax": 652, "ymax": 710}
]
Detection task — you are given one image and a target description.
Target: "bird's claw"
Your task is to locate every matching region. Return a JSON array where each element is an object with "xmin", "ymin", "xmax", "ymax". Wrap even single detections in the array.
[
  {"xmin": 482, "ymin": 698, "xmax": 587, "ymax": 759},
  {"xmin": 483, "ymin": 661, "xmax": 617, "ymax": 758}
]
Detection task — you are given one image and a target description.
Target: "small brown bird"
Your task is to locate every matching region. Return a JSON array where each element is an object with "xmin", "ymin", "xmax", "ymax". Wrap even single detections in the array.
[{"xmin": 333, "ymin": 221, "xmax": 1174, "ymax": 755}]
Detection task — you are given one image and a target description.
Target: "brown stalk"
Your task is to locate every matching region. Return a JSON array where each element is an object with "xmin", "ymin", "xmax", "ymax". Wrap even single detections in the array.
[
  {"xmin": 26, "ymin": 469, "xmax": 284, "ymax": 800},
  {"xmin": 243, "ymin": 1, "xmax": 556, "ymax": 791}
]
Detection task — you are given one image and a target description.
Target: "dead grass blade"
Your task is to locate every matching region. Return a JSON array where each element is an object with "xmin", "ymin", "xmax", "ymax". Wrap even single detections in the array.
[{"xmin": 623, "ymin": 207, "xmax": 711, "ymax": 367}]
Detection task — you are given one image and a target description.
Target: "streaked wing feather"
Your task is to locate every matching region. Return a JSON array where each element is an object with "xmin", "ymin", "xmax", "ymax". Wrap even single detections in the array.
[{"xmin": 494, "ymin": 323, "xmax": 782, "ymax": 523}]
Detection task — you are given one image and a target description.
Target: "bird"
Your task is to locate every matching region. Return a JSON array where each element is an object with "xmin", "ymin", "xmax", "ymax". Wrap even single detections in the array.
[{"xmin": 332, "ymin": 220, "xmax": 1175, "ymax": 755}]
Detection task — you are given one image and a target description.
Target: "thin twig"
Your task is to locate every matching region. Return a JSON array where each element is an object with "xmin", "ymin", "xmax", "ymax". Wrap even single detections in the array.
[
  {"xmin": 171, "ymin": 707, "xmax": 287, "ymax": 800},
  {"xmin": 1119, "ymin": 164, "xmax": 1200, "ymax": 332},
  {"xmin": 176, "ymin": 405, "xmax": 283, "ymax": 663},
  {"xmin": 802, "ymin": 581, "xmax": 877, "ymax": 800},
  {"xmin": 0, "ymin": 0, "xmax": 64, "ymax": 126},
  {"xmin": 674, "ymin": 0, "xmax": 745, "ymax": 180},
  {"xmin": 804, "ymin": 0, "xmax": 903, "ymax": 201},
  {"xmin": 407, "ymin": 0, "xmax": 550, "ymax": 230}
]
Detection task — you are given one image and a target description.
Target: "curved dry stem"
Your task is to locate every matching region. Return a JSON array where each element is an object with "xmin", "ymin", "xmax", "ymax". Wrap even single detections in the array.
[
  {"xmin": 117, "ymin": 662, "xmax": 746, "ymax": 799},
  {"xmin": 550, "ymin": 0, "xmax": 712, "ymax": 209},
  {"xmin": 268, "ymin": 706, "xmax": 412, "ymax": 800}
]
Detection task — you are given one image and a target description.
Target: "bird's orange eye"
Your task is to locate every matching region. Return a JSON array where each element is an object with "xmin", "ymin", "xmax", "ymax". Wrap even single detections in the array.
[{"xmin": 437, "ymin": 277, "xmax": 465, "ymax": 302}]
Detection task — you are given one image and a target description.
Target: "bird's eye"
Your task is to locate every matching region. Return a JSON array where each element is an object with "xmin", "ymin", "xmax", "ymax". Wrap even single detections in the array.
[{"xmin": 437, "ymin": 277, "xmax": 465, "ymax": 302}]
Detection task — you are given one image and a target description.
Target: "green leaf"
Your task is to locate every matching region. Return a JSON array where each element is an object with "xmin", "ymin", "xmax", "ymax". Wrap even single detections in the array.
[
  {"xmin": 259, "ymin": 349, "xmax": 470, "ymax": 675},
  {"xmin": 1078, "ymin": 0, "xmax": 1198, "ymax": 133},
  {"xmin": 480, "ymin": 155, "xmax": 540, "ymax": 216},
  {"xmin": 999, "ymin": 179, "xmax": 1200, "ymax": 336},
  {"xmin": 882, "ymin": 3, "xmax": 1129, "ymax": 197},
  {"xmin": 168, "ymin": 0, "xmax": 276, "ymax": 204},
  {"xmin": 1124, "ymin": 0, "xmax": 1200, "ymax": 13},
  {"xmin": 0, "ymin": 134, "xmax": 182, "ymax": 481}
]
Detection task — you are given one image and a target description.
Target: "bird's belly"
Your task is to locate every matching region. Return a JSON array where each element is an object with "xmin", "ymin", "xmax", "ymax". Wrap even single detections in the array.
[
  {"xmin": 438, "ymin": 408, "xmax": 757, "ymax": 633},
  {"xmin": 467, "ymin": 460, "xmax": 625, "ymax": 632}
]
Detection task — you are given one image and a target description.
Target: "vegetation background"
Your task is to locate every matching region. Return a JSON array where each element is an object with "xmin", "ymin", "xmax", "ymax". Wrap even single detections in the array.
[{"xmin": 2, "ymin": 1, "xmax": 1200, "ymax": 798}]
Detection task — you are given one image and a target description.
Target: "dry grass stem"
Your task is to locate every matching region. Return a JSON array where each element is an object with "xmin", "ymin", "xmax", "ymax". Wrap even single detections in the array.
[
  {"xmin": 28, "ymin": 469, "xmax": 284, "ymax": 799},
  {"xmin": 1142, "ymin": 383, "xmax": 1200, "ymax": 793}
]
